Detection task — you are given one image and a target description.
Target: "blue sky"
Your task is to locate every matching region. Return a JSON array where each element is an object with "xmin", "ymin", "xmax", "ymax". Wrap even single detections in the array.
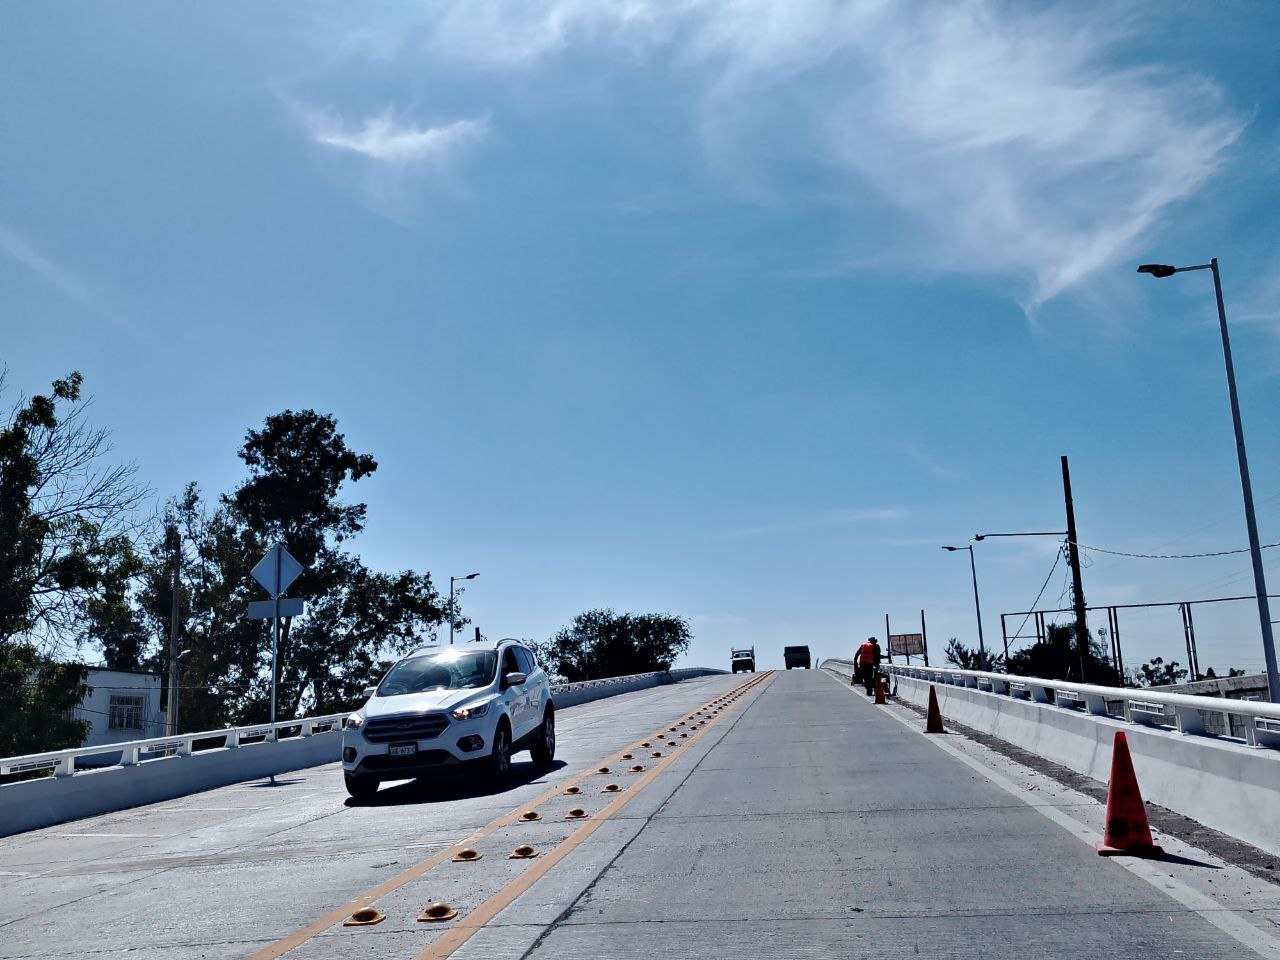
[{"xmin": 4, "ymin": 1, "xmax": 1280, "ymax": 675}]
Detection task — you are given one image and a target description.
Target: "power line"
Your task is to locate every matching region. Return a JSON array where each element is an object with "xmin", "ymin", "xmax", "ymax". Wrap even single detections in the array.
[
  {"xmin": 1073, "ymin": 540, "xmax": 1280, "ymax": 560},
  {"xmin": 1007, "ymin": 544, "xmax": 1065, "ymax": 652}
]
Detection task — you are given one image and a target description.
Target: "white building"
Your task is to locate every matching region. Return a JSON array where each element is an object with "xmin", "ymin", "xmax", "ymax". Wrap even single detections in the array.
[{"xmin": 73, "ymin": 668, "xmax": 166, "ymax": 747}]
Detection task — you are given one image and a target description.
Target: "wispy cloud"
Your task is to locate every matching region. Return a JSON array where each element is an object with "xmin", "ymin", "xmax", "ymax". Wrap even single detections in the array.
[
  {"xmin": 729, "ymin": 506, "xmax": 908, "ymax": 538},
  {"xmin": 337, "ymin": 0, "xmax": 1243, "ymax": 308},
  {"xmin": 0, "ymin": 224, "xmax": 91, "ymax": 304},
  {"xmin": 307, "ymin": 109, "xmax": 488, "ymax": 166}
]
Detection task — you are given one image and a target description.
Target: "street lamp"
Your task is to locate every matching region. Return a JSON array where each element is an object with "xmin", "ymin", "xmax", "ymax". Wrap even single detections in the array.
[
  {"xmin": 1138, "ymin": 258, "xmax": 1279, "ymax": 702},
  {"xmin": 449, "ymin": 573, "xmax": 479, "ymax": 645},
  {"xmin": 942, "ymin": 543, "xmax": 986, "ymax": 665}
]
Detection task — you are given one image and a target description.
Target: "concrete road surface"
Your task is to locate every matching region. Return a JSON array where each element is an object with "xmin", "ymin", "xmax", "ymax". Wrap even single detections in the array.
[{"xmin": 2, "ymin": 669, "xmax": 1278, "ymax": 959}]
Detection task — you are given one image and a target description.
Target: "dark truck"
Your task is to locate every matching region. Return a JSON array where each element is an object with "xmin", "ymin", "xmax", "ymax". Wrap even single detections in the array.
[
  {"xmin": 730, "ymin": 647, "xmax": 755, "ymax": 673},
  {"xmin": 783, "ymin": 645, "xmax": 811, "ymax": 670}
]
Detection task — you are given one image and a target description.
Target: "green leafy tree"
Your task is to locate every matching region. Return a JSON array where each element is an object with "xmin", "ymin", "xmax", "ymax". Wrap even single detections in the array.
[
  {"xmin": 943, "ymin": 637, "xmax": 1002, "ymax": 672},
  {"xmin": 0, "ymin": 372, "xmax": 144, "ymax": 753},
  {"xmin": 0, "ymin": 642, "xmax": 89, "ymax": 759},
  {"xmin": 533, "ymin": 609, "xmax": 692, "ymax": 682},
  {"xmin": 1006, "ymin": 622, "xmax": 1121, "ymax": 685},
  {"xmin": 1127, "ymin": 656, "xmax": 1189, "ymax": 687},
  {"xmin": 131, "ymin": 411, "xmax": 450, "ymax": 729}
]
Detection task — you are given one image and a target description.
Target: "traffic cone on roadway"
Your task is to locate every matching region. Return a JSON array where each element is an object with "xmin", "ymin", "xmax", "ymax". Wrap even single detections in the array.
[
  {"xmin": 1096, "ymin": 731, "xmax": 1164, "ymax": 858},
  {"xmin": 924, "ymin": 685, "xmax": 944, "ymax": 734},
  {"xmin": 874, "ymin": 675, "xmax": 887, "ymax": 704}
]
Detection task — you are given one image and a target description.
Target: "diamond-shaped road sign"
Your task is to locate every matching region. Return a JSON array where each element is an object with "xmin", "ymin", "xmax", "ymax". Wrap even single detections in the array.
[{"xmin": 251, "ymin": 544, "xmax": 303, "ymax": 598}]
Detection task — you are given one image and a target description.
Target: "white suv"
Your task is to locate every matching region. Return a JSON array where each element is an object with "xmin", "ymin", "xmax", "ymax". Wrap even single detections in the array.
[{"xmin": 341, "ymin": 639, "xmax": 555, "ymax": 799}]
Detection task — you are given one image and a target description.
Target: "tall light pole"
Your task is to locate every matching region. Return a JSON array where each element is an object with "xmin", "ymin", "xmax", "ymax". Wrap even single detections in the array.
[
  {"xmin": 1138, "ymin": 259, "xmax": 1279, "ymax": 702},
  {"xmin": 449, "ymin": 573, "xmax": 479, "ymax": 645},
  {"xmin": 942, "ymin": 542, "xmax": 986, "ymax": 665}
]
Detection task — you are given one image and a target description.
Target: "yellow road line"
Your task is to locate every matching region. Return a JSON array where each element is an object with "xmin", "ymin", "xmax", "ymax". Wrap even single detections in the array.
[
  {"xmin": 249, "ymin": 672, "xmax": 769, "ymax": 960},
  {"xmin": 412, "ymin": 671, "xmax": 773, "ymax": 959}
]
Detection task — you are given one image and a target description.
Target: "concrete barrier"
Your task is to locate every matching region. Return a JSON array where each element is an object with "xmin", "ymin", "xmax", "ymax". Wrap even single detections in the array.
[
  {"xmin": 824, "ymin": 660, "xmax": 1280, "ymax": 857},
  {"xmin": 550, "ymin": 667, "xmax": 725, "ymax": 709},
  {"xmin": 0, "ymin": 732, "xmax": 340, "ymax": 838},
  {"xmin": 0, "ymin": 667, "xmax": 726, "ymax": 837}
]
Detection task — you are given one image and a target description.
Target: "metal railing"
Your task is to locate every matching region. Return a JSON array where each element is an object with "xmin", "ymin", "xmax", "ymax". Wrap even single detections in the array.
[
  {"xmin": 844, "ymin": 661, "xmax": 1280, "ymax": 750},
  {"xmin": 0, "ymin": 714, "xmax": 347, "ymax": 779}
]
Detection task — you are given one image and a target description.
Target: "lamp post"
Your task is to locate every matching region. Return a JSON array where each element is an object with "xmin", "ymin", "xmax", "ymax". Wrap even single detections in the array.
[
  {"xmin": 1138, "ymin": 259, "xmax": 1279, "ymax": 702},
  {"xmin": 942, "ymin": 543, "xmax": 986, "ymax": 665},
  {"xmin": 449, "ymin": 573, "xmax": 479, "ymax": 645}
]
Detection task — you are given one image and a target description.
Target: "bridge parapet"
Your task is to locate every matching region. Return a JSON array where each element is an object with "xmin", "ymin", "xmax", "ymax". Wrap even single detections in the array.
[
  {"xmin": 822, "ymin": 659, "xmax": 1280, "ymax": 856},
  {"xmin": 0, "ymin": 666, "xmax": 726, "ymax": 837},
  {"xmin": 881, "ymin": 662, "xmax": 1280, "ymax": 749}
]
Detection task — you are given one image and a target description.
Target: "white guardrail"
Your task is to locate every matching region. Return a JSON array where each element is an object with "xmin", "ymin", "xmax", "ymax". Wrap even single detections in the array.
[
  {"xmin": 0, "ymin": 714, "xmax": 349, "ymax": 779},
  {"xmin": 826, "ymin": 659, "xmax": 1280, "ymax": 749}
]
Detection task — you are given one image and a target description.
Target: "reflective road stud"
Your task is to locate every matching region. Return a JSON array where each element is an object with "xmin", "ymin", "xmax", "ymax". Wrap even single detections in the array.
[
  {"xmin": 342, "ymin": 908, "xmax": 385, "ymax": 927},
  {"xmin": 417, "ymin": 903, "xmax": 458, "ymax": 923},
  {"xmin": 451, "ymin": 849, "xmax": 482, "ymax": 863},
  {"xmin": 509, "ymin": 845, "xmax": 538, "ymax": 860}
]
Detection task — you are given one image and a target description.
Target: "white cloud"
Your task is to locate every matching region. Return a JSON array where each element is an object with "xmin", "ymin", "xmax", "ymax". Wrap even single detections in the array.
[
  {"xmin": 337, "ymin": 0, "xmax": 1243, "ymax": 307},
  {"xmin": 308, "ymin": 109, "xmax": 488, "ymax": 165},
  {"xmin": 0, "ymin": 224, "xmax": 91, "ymax": 304}
]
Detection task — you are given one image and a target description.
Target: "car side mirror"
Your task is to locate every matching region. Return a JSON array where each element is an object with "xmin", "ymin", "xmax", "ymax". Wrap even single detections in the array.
[
  {"xmin": 502, "ymin": 671, "xmax": 527, "ymax": 689},
  {"xmin": 362, "ymin": 686, "xmax": 377, "ymax": 698}
]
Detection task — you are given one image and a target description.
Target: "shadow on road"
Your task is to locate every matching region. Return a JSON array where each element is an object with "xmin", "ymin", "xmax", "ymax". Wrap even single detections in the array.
[
  {"xmin": 344, "ymin": 759, "xmax": 568, "ymax": 808},
  {"xmin": 1152, "ymin": 851, "xmax": 1222, "ymax": 869}
]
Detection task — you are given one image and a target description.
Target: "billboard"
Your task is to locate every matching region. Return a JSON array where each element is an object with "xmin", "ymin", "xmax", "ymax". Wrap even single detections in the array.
[{"xmin": 889, "ymin": 633, "xmax": 926, "ymax": 657}]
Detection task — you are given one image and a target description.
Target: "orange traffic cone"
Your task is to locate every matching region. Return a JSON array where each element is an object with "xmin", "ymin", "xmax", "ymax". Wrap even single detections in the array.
[
  {"xmin": 874, "ymin": 675, "xmax": 887, "ymax": 704},
  {"xmin": 1096, "ymin": 731, "xmax": 1163, "ymax": 858},
  {"xmin": 925, "ymin": 685, "xmax": 944, "ymax": 733}
]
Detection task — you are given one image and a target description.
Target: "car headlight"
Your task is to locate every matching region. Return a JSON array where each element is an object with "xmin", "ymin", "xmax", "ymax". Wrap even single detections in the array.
[
  {"xmin": 346, "ymin": 713, "xmax": 364, "ymax": 729},
  {"xmin": 450, "ymin": 701, "xmax": 491, "ymax": 722}
]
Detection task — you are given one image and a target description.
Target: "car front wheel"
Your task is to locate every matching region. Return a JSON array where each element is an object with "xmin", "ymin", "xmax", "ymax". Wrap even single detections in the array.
[
  {"xmin": 485, "ymin": 721, "xmax": 512, "ymax": 783},
  {"xmin": 344, "ymin": 773, "xmax": 378, "ymax": 800},
  {"xmin": 530, "ymin": 708, "xmax": 556, "ymax": 767}
]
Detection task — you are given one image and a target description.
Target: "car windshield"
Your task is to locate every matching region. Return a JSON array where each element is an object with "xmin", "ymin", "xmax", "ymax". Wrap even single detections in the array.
[
  {"xmin": 377, "ymin": 650, "xmax": 497, "ymax": 696},
  {"xmin": 732, "ymin": 651, "xmax": 751, "ymax": 657}
]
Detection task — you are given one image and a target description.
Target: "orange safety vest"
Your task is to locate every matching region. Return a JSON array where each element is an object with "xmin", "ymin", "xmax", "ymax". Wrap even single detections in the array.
[{"xmin": 856, "ymin": 642, "xmax": 877, "ymax": 666}]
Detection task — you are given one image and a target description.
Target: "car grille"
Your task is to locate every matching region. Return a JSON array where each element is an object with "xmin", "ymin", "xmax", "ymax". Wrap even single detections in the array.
[
  {"xmin": 362, "ymin": 750, "xmax": 453, "ymax": 771},
  {"xmin": 363, "ymin": 713, "xmax": 450, "ymax": 743}
]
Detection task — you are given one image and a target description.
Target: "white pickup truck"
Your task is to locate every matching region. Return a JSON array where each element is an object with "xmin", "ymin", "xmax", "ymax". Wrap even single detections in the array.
[{"xmin": 730, "ymin": 647, "xmax": 755, "ymax": 673}]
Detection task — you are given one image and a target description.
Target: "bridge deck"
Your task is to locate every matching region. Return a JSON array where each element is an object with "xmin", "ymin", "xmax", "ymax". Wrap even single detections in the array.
[{"xmin": 1, "ymin": 670, "xmax": 1277, "ymax": 959}]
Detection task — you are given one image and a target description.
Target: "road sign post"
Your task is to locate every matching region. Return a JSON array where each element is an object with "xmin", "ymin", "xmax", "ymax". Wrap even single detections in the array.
[{"xmin": 249, "ymin": 545, "xmax": 304, "ymax": 746}]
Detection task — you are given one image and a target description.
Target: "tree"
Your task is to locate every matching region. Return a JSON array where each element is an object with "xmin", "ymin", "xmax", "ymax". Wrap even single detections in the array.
[
  {"xmin": 0, "ymin": 371, "xmax": 147, "ymax": 650},
  {"xmin": 125, "ymin": 411, "xmax": 450, "ymax": 729},
  {"xmin": 0, "ymin": 372, "xmax": 145, "ymax": 754},
  {"xmin": 1006, "ymin": 622, "xmax": 1121, "ymax": 685},
  {"xmin": 533, "ymin": 610, "xmax": 692, "ymax": 682},
  {"xmin": 1202, "ymin": 667, "xmax": 1246, "ymax": 679},
  {"xmin": 943, "ymin": 638, "xmax": 1002, "ymax": 672},
  {"xmin": 0, "ymin": 641, "xmax": 89, "ymax": 759},
  {"xmin": 1128, "ymin": 656, "xmax": 1189, "ymax": 687}
]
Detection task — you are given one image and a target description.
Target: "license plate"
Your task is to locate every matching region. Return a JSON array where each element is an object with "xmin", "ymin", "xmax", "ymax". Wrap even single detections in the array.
[{"xmin": 389, "ymin": 743, "xmax": 417, "ymax": 757}]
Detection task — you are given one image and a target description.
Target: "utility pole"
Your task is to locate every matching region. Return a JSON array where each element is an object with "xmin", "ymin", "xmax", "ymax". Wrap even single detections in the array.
[
  {"xmin": 1061, "ymin": 456, "xmax": 1089, "ymax": 682},
  {"xmin": 166, "ymin": 525, "xmax": 182, "ymax": 736}
]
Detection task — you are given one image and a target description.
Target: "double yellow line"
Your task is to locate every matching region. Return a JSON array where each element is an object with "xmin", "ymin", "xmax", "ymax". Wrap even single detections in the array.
[{"xmin": 252, "ymin": 670, "xmax": 772, "ymax": 960}]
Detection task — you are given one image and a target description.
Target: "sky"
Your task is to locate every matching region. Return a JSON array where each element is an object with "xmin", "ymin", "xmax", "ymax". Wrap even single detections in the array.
[{"xmin": 4, "ymin": 1, "xmax": 1280, "ymax": 676}]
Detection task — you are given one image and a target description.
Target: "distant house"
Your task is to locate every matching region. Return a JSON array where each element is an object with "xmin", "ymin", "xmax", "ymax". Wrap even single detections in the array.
[{"xmin": 73, "ymin": 668, "xmax": 166, "ymax": 747}]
